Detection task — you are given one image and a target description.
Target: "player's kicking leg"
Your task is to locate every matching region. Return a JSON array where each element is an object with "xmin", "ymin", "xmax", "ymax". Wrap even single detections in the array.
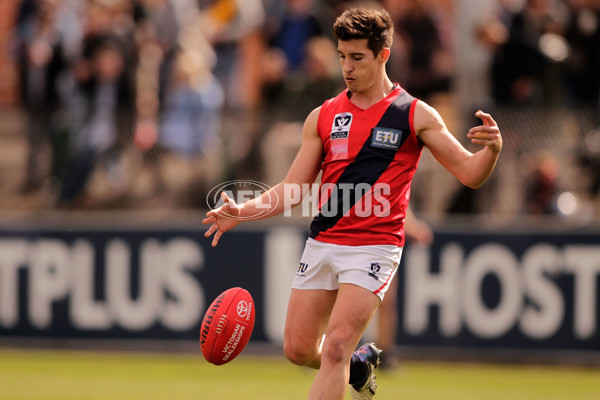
[
  {"xmin": 284, "ymin": 288, "xmax": 337, "ymax": 369},
  {"xmin": 285, "ymin": 283, "xmax": 381, "ymax": 400}
]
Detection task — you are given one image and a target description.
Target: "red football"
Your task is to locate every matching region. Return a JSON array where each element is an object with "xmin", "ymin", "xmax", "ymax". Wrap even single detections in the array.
[{"xmin": 200, "ymin": 287, "xmax": 255, "ymax": 365}]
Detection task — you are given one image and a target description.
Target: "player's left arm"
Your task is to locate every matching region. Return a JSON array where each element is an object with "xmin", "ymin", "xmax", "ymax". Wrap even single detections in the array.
[{"xmin": 415, "ymin": 101, "xmax": 502, "ymax": 189}]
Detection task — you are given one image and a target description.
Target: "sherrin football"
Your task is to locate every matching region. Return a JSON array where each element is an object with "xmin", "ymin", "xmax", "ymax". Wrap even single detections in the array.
[{"xmin": 200, "ymin": 287, "xmax": 255, "ymax": 365}]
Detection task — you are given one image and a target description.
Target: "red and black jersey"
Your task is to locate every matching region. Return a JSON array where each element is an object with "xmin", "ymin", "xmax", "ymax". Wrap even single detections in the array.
[{"xmin": 309, "ymin": 84, "xmax": 423, "ymax": 246}]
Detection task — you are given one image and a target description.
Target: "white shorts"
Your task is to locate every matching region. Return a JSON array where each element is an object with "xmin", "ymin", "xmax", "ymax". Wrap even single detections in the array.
[{"xmin": 292, "ymin": 238, "xmax": 403, "ymax": 300}]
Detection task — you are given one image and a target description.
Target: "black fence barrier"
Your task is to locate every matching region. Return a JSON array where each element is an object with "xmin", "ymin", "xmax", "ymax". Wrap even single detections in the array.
[{"xmin": 0, "ymin": 221, "xmax": 598, "ymax": 359}]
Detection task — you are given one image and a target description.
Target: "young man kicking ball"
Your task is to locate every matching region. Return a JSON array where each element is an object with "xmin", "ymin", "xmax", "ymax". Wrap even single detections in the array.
[{"xmin": 204, "ymin": 7, "xmax": 502, "ymax": 400}]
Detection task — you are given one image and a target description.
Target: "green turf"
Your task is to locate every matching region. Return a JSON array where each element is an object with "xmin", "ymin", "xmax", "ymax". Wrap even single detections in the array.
[{"xmin": 0, "ymin": 348, "xmax": 598, "ymax": 400}]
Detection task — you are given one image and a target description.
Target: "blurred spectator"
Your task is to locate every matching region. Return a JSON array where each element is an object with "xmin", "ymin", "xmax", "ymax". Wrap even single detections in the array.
[
  {"xmin": 577, "ymin": 128, "xmax": 600, "ymax": 201},
  {"xmin": 15, "ymin": 0, "xmax": 65, "ymax": 192},
  {"xmin": 147, "ymin": 48, "xmax": 224, "ymax": 204},
  {"xmin": 159, "ymin": 49, "xmax": 223, "ymax": 159},
  {"xmin": 446, "ymin": 185, "xmax": 479, "ymax": 214},
  {"xmin": 130, "ymin": 0, "xmax": 183, "ymax": 162},
  {"xmin": 266, "ymin": 0, "xmax": 323, "ymax": 71},
  {"xmin": 159, "ymin": 49, "xmax": 223, "ymax": 156},
  {"xmin": 486, "ymin": 0, "xmax": 571, "ymax": 105},
  {"xmin": 262, "ymin": 36, "xmax": 343, "ymax": 122},
  {"xmin": 564, "ymin": 0, "xmax": 600, "ymax": 106},
  {"xmin": 58, "ymin": 37, "xmax": 135, "ymax": 207},
  {"xmin": 133, "ymin": 0, "xmax": 181, "ymax": 104},
  {"xmin": 187, "ymin": 0, "xmax": 266, "ymax": 184},
  {"xmin": 525, "ymin": 153, "xmax": 560, "ymax": 215},
  {"xmin": 14, "ymin": 0, "xmax": 39, "ymax": 37},
  {"xmin": 53, "ymin": 0, "xmax": 140, "ymax": 207},
  {"xmin": 197, "ymin": 0, "xmax": 265, "ymax": 109},
  {"xmin": 75, "ymin": 0, "xmax": 136, "ymax": 81},
  {"xmin": 385, "ymin": 0, "xmax": 453, "ymax": 101},
  {"xmin": 135, "ymin": 0, "xmax": 179, "ymax": 53}
]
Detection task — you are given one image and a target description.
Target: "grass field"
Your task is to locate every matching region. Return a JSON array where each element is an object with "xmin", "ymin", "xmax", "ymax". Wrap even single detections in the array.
[{"xmin": 0, "ymin": 348, "xmax": 599, "ymax": 400}]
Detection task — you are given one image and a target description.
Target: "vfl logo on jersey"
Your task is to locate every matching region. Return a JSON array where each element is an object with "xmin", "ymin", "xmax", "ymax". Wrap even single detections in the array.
[
  {"xmin": 331, "ymin": 112, "xmax": 353, "ymax": 140},
  {"xmin": 369, "ymin": 262, "xmax": 381, "ymax": 280},
  {"xmin": 371, "ymin": 127, "xmax": 402, "ymax": 150}
]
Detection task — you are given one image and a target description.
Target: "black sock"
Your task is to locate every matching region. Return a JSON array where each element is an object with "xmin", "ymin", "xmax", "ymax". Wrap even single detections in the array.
[{"xmin": 349, "ymin": 353, "xmax": 368, "ymax": 385}]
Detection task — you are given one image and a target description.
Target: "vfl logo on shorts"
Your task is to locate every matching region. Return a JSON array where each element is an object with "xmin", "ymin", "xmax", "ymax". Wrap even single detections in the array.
[
  {"xmin": 371, "ymin": 127, "xmax": 402, "ymax": 150},
  {"xmin": 331, "ymin": 113, "xmax": 353, "ymax": 140},
  {"xmin": 369, "ymin": 262, "xmax": 381, "ymax": 280}
]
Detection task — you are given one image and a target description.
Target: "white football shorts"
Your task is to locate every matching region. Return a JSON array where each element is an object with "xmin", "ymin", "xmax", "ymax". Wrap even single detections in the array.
[{"xmin": 292, "ymin": 238, "xmax": 403, "ymax": 300}]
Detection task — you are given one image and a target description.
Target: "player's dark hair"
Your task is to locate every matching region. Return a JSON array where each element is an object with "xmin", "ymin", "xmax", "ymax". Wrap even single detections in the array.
[{"xmin": 333, "ymin": 7, "xmax": 394, "ymax": 57}]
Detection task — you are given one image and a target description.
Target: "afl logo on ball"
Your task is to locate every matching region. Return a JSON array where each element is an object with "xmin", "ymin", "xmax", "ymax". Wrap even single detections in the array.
[{"xmin": 237, "ymin": 301, "xmax": 249, "ymax": 318}]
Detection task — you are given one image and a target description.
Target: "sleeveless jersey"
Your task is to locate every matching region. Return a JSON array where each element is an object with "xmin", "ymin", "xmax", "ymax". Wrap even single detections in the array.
[{"xmin": 309, "ymin": 85, "xmax": 423, "ymax": 247}]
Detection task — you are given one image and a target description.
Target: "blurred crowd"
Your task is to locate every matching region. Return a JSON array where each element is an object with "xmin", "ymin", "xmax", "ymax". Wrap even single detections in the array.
[
  {"xmin": 472, "ymin": 0, "xmax": 600, "ymax": 220},
  {"xmin": 477, "ymin": 0, "xmax": 600, "ymax": 106},
  {"xmin": 5, "ymin": 0, "xmax": 600, "ymax": 217}
]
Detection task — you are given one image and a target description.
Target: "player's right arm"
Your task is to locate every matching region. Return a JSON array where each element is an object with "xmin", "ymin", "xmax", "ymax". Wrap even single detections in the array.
[{"xmin": 203, "ymin": 107, "xmax": 323, "ymax": 246}]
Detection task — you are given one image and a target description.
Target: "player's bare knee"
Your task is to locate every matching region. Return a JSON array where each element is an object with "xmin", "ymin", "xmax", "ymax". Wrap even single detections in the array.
[
  {"xmin": 283, "ymin": 340, "xmax": 316, "ymax": 366},
  {"xmin": 320, "ymin": 336, "xmax": 348, "ymax": 366}
]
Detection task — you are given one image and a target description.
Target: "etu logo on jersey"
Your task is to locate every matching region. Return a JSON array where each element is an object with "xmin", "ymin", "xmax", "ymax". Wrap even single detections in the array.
[
  {"xmin": 371, "ymin": 127, "xmax": 402, "ymax": 150},
  {"xmin": 331, "ymin": 112, "xmax": 353, "ymax": 140}
]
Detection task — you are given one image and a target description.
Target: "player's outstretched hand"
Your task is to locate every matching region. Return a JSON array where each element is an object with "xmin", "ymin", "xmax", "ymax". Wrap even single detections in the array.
[
  {"xmin": 203, "ymin": 192, "xmax": 242, "ymax": 247},
  {"xmin": 467, "ymin": 110, "xmax": 502, "ymax": 153}
]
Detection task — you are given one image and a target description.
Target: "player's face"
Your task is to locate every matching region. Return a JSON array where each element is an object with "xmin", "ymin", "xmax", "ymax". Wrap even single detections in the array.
[{"xmin": 337, "ymin": 39, "xmax": 384, "ymax": 93}]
